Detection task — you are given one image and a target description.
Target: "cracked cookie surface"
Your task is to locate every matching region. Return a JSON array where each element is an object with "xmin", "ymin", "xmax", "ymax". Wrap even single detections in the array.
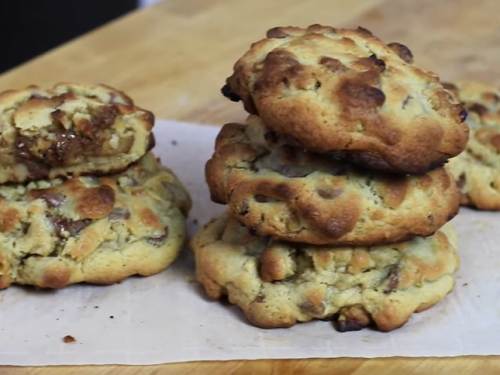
[
  {"xmin": 445, "ymin": 81, "xmax": 500, "ymax": 209},
  {"xmin": 221, "ymin": 24, "xmax": 468, "ymax": 174},
  {"xmin": 206, "ymin": 115, "xmax": 460, "ymax": 245},
  {"xmin": 0, "ymin": 83, "xmax": 155, "ymax": 183},
  {"xmin": 0, "ymin": 152, "xmax": 191, "ymax": 289},
  {"xmin": 191, "ymin": 211, "xmax": 459, "ymax": 332}
]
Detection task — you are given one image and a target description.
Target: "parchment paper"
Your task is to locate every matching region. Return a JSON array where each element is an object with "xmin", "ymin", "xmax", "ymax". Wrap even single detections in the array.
[{"xmin": 0, "ymin": 119, "xmax": 498, "ymax": 366}]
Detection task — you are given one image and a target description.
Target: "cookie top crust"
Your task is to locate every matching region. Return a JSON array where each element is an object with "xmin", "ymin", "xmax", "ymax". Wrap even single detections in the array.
[
  {"xmin": 222, "ymin": 24, "xmax": 468, "ymax": 174},
  {"xmin": 0, "ymin": 83, "xmax": 155, "ymax": 183},
  {"xmin": 206, "ymin": 115, "xmax": 460, "ymax": 245},
  {"xmin": 191, "ymin": 211, "xmax": 459, "ymax": 332}
]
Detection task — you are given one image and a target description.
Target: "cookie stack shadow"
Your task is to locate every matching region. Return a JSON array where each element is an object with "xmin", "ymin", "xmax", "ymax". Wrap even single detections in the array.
[
  {"xmin": 0, "ymin": 83, "xmax": 191, "ymax": 290},
  {"xmin": 191, "ymin": 25, "xmax": 470, "ymax": 332}
]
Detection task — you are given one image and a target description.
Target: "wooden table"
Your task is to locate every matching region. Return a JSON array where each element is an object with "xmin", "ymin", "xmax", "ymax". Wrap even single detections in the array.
[{"xmin": 1, "ymin": 0, "xmax": 499, "ymax": 373}]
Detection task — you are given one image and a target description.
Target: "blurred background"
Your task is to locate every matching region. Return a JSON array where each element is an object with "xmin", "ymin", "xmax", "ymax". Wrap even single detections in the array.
[{"xmin": 0, "ymin": 0, "xmax": 161, "ymax": 74}]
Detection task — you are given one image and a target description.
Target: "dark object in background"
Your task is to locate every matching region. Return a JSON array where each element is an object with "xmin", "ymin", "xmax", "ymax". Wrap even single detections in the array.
[{"xmin": 0, "ymin": 0, "xmax": 139, "ymax": 74}]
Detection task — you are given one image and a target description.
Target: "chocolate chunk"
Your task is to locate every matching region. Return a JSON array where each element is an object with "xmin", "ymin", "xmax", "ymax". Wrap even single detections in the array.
[
  {"xmin": 387, "ymin": 42, "xmax": 413, "ymax": 64},
  {"xmin": 316, "ymin": 188, "xmax": 343, "ymax": 199},
  {"xmin": 456, "ymin": 173, "xmax": 467, "ymax": 189},
  {"xmin": 91, "ymin": 105, "xmax": 119, "ymax": 128},
  {"xmin": 467, "ymin": 103, "xmax": 488, "ymax": 116},
  {"xmin": 221, "ymin": 84, "xmax": 241, "ymax": 102},
  {"xmin": 147, "ymin": 227, "xmax": 169, "ymax": 246},
  {"xmin": 368, "ymin": 54, "xmax": 386, "ymax": 71},
  {"xmin": 266, "ymin": 27, "xmax": 289, "ymax": 39},
  {"xmin": 52, "ymin": 217, "xmax": 91, "ymax": 237},
  {"xmin": 254, "ymin": 294, "xmax": 266, "ymax": 303},
  {"xmin": 356, "ymin": 26, "xmax": 373, "ymax": 35},
  {"xmin": 30, "ymin": 190, "xmax": 65, "ymax": 208},
  {"xmin": 441, "ymin": 82, "xmax": 458, "ymax": 92},
  {"xmin": 109, "ymin": 207, "xmax": 131, "ymax": 220},
  {"xmin": 255, "ymin": 194, "xmax": 271, "ymax": 203},
  {"xmin": 385, "ymin": 265, "xmax": 400, "ymax": 293},
  {"xmin": 335, "ymin": 305, "xmax": 373, "ymax": 332},
  {"xmin": 459, "ymin": 108, "xmax": 468, "ymax": 122}
]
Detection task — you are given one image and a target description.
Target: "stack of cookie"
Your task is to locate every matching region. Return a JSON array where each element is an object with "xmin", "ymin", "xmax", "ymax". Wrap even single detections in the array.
[
  {"xmin": 0, "ymin": 83, "xmax": 191, "ymax": 289},
  {"xmin": 192, "ymin": 25, "xmax": 469, "ymax": 332},
  {"xmin": 444, "ymin": 81, "xmax": 500, "ymax": 210}
]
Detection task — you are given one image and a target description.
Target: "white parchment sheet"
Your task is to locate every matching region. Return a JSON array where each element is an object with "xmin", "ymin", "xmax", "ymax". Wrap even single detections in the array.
[{"xmin": 0, "ymin": 120, "xmax": 498, "ymax": 365}]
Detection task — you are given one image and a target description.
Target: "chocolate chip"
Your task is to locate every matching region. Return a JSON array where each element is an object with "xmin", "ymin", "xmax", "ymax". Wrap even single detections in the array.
[
  {"xmin": 457, "ymin": 173, "xmax": 467, "ymax": 189},
  {"xmin": 266, "ymin": 27, "xmax": 289, "ymax": 39},
  {"xmin": 385, "ymin": 265, "xmax": 400, "ymax": 293},
  {"xmin": 442, "ymin": 82, "xmax": 458, "ymax": 91},
  {"xmin": 147, "ymin": 227, "xmax": 169, "ymax": 246},
  {"xmin": 255, "ymin": 294, "xmax": 266, "ymax": 303},
  {"xmin": 335, "ymin": 305, "xmax": 373, "ymax": 332},
  {"xmin": 30, "ymin": 190, "xmax": 65, "ymax": 208},
  {"xmin": 109, "ymin": 207, "xmax": 131, "ymax": 220},
  {"xmin": 316, "ymin": 189, "xmax": 343, "ymax": 199},
  {"xmin": 52, "ymin": 217, "xmax": 91, "ymax": 237},
  {"xmin": 342, "ymin": 81, "xmax": 386, "ymax": 107},
  {"xmin": 368, "ymin": 54, "xmax": 386, "ymax": 71},
  {"xmin": 356, "ymin": 26, "xmax": 373, "ymax": 35},
  {"xmin": 459, "ymin": 108, "xmax": 468, "ymax": 123},
  {"xmin": 387, "ymin": 42, "xmax": 413, "ymax": 64},
  {"xmin": 255, "ymin": 194, "xmax": 271, "ymax": 203},
  {"xmin": 467, "ymin": 103, "xmax": 488, "ymax": 116},
  {"xmin": 221, "ymin": 84, "xmax": 241, "ymax": 102}
]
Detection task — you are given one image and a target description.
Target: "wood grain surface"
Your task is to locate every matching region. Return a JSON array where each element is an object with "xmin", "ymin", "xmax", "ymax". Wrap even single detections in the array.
[{"xmin": 1, "ymin": 0, "xmax": 499, "ymax": 373}]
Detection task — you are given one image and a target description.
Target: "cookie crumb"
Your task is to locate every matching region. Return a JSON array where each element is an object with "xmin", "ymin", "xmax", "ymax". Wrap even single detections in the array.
[
  {"xmin": 63, "ymin": 335, "xmax": 76, "ymax": 343},
  {"xmin": 109, "ymin": 316, "xmax": 114, "ymax": 319},
  {"xmin": 94, "ymin": 306, "xmax": 99, "ymax": 309},
  {"xmin": 462, "ymin": 283, "xmax": 468, "ymax": 287}
]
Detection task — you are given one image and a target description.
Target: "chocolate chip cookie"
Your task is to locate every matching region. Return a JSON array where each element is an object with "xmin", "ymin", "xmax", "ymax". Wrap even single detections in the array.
[
  {"xmin": 0, "ymin": 152, "xmax": 191, "ymax": 289},
  {"xmin": 221, "ymin": 25, "xmax": 468, "ymax": 174},
  {"xmin": 206, "ymin": 116, "xmax": 460, "ymax": 245},
  {"xmin": 0, "ymin": 83, "xmax": 155, "ymax": 183},
  {"xmin": 444, "ymin": 81, "xmax": 500, "ymax": 209},
  {"xmin": 191, "ymin": 211, "xmax": 459, "ymax": 332}
]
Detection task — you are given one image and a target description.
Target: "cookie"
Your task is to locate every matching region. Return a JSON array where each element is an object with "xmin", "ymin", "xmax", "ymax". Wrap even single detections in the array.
[
  {"xmin": 443, "ymin": 81, "xmax": 500, "ymax": 209},
  {"xmin": 221, "ymin": 24, "xmax": 468, "ymax": 174},
  {"xmin": 0, "ymin": 152, "xmax": 191, "ymax": 289},
  {"xmin": 446, "ymin": 152, "xmax": 500, "ymax": 209},
  {"xmin": 0, "ymin": 83, "xmax": 155, "ymax": 184},
  {"xmin": 206, "ymin": 116, "xmax": 460, "ymax": 245},
  {"xmin": 191, "ymin": 211, "xmax": 459, "ymax": 332}
]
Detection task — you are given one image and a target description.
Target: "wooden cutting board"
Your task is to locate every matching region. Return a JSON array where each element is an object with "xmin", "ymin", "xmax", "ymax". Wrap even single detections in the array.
[{"xmin": 0, "ymin": 0, "xmax": 499, "ymax": 373}]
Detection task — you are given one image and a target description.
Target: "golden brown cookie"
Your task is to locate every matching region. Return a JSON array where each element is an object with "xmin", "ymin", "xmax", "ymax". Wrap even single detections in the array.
[
  {"xmin": 444, "ymin": 81, "xmax": 500, "ymax": 209},
  {"xmin": 191, "ymin": 211, "xmax": 459, "ymax": 332},
  {"xmin": 222, "ymin": 24, "xmax": 468, "ymax": 174},
  {"xmin": 0, "ymin": 83, "xmax": 155, "ymax": 183},
  {"xmin": 206, "ymin": 116, "xmax": 460, "ymax": 245},
  {"xmin": 0, "ymin": 152, "xmax": 191, "ymax": 289}
]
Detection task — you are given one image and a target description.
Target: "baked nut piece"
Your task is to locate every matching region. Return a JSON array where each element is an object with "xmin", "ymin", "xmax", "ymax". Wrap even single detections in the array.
[
  {"xmin": 0, "ymin": 152, "xmax": 191, "ymax": 289},
  {"xmin": 191, "ymin": 211, "xmax": 459, "ymax": 332},
  {"xmin": 221, "ymin": 24, "xmax": 468, "ymax": 174},
  {"xmin": 0, "ymin": 83, "xmax": 155, "ymax": 183},
  {"xmin": 206, "ymin": 116, "xmax": 460, "ymax": 245},
  {"xmin": 444, "ymin": 81, "xmax": 500, "ymax": 209}
]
